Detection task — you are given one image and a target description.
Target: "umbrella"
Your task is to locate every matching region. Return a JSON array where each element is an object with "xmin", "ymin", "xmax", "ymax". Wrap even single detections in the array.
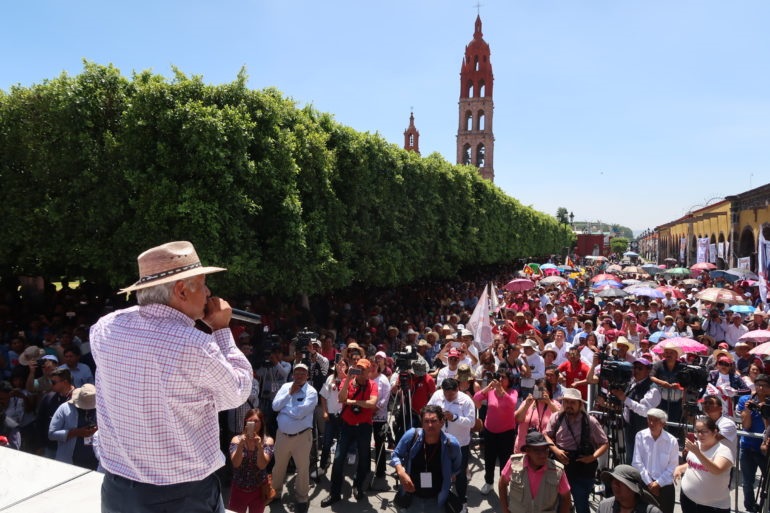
[
  {"xmin": 750, "ymin": 340, "xmax": 770, "ymax": 355},
  {"xmin": 623, "ymin": 251, "xmax": 640, "ymax": 257},
  {"xmin": 657, "ymin": 286, "xmax": 685, "ymax": 299},
  {"xmin": 503, "ymin": 278, "xmax": 535, "ymax": 292},
  {"xmin": 695, "ymin": 287, "xmax": 747, "ymax": 305},
  {"xmin": 741, "ymin": 330, "xmax": 770, "ymax": 345},
  {"xmin": 681, "ymin": 279, "xmax": 702, "ymax": 287},
  {"xmin": 652, "ymin": 337, "xmax": 708, "ymax": 355},
  {"xmin": 622, "ymin": 279, "xmax": 641, "ymax": 286},
  {"xmin": 540, "ymin": 276, "xmax": 569, "ymax": 286},
  {"xmin": 709, "ymin": 270, "xmax": 739, "ymax": 282},
  {"xmin": 629, "ymin": 287, "xmax": 665, "ymax": 299},
  {"xmin": 641, "ymin": 264, "xmax": 664, "ymax": 275},
  {"xmin": 663, "ymin": 267, "xmax": 691, "ymax": 277},
  {"xmin": 729, "ymin": 304, "xmax": 756, "ymax": 314},
  {"xmin": 726, "ymin": 268, "xmax": 759, "ymax": 281},
  {"xmin": 664, "ymin": 257, "xmax": 678, "ymax": 263},
  {"xmin": 540, "ymin": 263, "xmax": 557, "ymax": 270},
  {"xmin": 585, "ymin": 255, "xmax": 607, "ymax": 261},
  {"xmin": 606, "ymin": 264, "xmax": 622, "ymax": 273},
  {"xmin": 591, "ymin": 273, "xmax": 621, "ymax": 283},
  {"xmin": 596, "ymin": 287, "xmax": 629, "ymax": 299},
  {"xmin": 622, "ymin": 266, "xmax": 645, "ymax": 274},
  {"xmin": 592, "ymin": 279, "xmax": 623, "ymax": 289},
  {"xmin": 648, "ymin": 331, "xmax": 669, "ymax": 343},
  {"xmin": 691, "ymin": 262, "xmax": 717, "ymax": 271},
  {"xmin": 543, "ymin": 267, "xmax": 561, "ymax": 276},
  {"xmin": 557, "ymin": 265, "xmax": 577, "ymax": 272}
]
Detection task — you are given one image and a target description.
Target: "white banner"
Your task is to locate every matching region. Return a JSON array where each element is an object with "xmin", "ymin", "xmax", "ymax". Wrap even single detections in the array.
[
  {"xmin": 709, "ymin": 244, "xmax": 717, "ymax": 263},
  {"xmin": 738, "ymin": 257, "xmax": 751, "ymax": 269},
  {"xmin": 697, "ymin": 238, "xmax": 710, "ymax": 263},
  {"xmin": 759, "ymin": 228, "xmax": 769, "ymax": 305},
  {"xmin": 718, "ymin": 242, "xmax": 725, "ymax": 259}
]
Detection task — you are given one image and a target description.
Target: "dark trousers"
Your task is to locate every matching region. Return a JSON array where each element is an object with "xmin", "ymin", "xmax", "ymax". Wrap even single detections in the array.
[
  {"xmin": 455, "ymin": 445, "xmax": 470, "ymax": 503},
  {"xmin": 567, "ymin": 476, "xmax": 594, "ymax": 513},
  {"xmin": 656, "ymin": 484, "xmax": 676, "ymax": 513},
  {"xmin": 330, "ymin": 422, "xmax": 373, "ymax": 497},
  {"xmin": 101, "ymin": 470, "xmax": 225, "ymax": 513},
  {"xmin": 373, "ymin": 420, "xmax": 387, "ymax": 478},
  {"xmin": 320, "ymin": 413, "xmax": 342, "ymax": 468},
  {"xmin": 680, "ymin": 490, "xmax": 729, "ymax": 513},
  {"xmin": 483, "ymin": 428, "xmax": 515, "ymax": 485}
]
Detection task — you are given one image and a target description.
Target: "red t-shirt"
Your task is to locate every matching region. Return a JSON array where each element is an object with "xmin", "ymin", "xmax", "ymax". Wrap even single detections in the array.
[
  {"xmin": 341, "ymin": 379, "xmax": 378, "ymax": 425},
  {"xmin": 410, "ymin": 374, "xmax": 436, "ymax": 413},
  {"xmin": 557, "ymin": 360, "xmax": 590, "ymax": 399}
]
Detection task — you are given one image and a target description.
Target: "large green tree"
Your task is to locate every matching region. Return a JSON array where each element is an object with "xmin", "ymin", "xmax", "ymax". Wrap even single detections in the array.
[{"xmin": 0, "ymin": 63, "xmax": 575, "ymax": 295}]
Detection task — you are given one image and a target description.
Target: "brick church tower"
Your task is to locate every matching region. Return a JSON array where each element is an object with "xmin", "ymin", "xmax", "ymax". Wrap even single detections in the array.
[
  {"xmin": 456, "ymin": 15, "xmax": 494, "ymax": 181},
  {"xmin": 403, "ymin": 111, "xmax": 420, "ymax": 155}
]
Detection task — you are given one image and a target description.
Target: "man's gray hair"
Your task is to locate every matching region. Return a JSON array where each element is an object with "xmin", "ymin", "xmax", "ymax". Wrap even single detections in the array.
[{"xmin": 136, "ymin": 277, "xmax": 199, "ymax": 306}]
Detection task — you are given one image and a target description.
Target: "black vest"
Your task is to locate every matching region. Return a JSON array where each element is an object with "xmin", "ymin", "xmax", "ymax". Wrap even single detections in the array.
[{"xmin": 626, "ymin": 378, "xmax": 654, "ymax": 433}]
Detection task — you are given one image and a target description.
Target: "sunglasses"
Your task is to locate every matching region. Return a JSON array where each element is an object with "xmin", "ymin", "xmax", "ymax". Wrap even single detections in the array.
[{"xmin": 718, "ymin": 361, "xmax": 730, "ymax": 366}]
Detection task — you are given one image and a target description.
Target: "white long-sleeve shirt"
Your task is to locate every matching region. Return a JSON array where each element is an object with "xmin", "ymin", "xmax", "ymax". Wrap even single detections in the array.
[
  {"xmin": 427, "ymin": 389, "xmax": 476, "ymax": 447},
  {"xmin": 632, "ymin": 428, "xmax": 679, "ymax": 487}
]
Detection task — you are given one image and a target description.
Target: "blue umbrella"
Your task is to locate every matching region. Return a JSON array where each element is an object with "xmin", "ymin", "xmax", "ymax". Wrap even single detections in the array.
[
  {"xmin": 648, "ymin": 331, "xmax": 668, "ymax": 343},
  {"xmin": 629, "ymin": 287, "xmax": 666, "ymax": 299},
  {"xmin": 729, "ymin": 304, "xmax": 756, "ymax": 314},
  {"xmin": 540, "ymin": 263, "xmax": 557, "ymax": 270},
  {"xmin": 624, "ymin": 251, "xmax": 640, "ymax": 257},
  {"xmin": 710, "ymin": 270, "xmax": 739, "ymax": 282},
  {"xmin": 592, "ymin": 280, "xmax": 622, "ymax": 289}
]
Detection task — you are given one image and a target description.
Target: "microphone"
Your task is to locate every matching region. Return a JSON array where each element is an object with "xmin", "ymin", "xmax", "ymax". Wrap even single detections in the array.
[{"xmin": 231, "ymin": 309, "xmax": 262, "ymax": 325}]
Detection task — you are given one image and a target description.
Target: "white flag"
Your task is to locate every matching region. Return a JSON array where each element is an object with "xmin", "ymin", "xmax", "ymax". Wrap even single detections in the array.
[{"xmin": 468, "ymin": 283, "xmax": 494, "ymax": 352}]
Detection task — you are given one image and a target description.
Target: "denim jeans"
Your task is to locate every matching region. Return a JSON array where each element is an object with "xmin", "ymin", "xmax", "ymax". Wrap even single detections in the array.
[
  {"xmin": 455, "ymin": 445, "xmax": 470, "ymax": 503},
  {"xmin": 329, "ymin": 422, "xmax": 373, "ymax": 496},
  {"xmin": 320, "ymin": 413, "xmax": 342, "ymax": 468},
  {"xmin": 740, "ymin": 446, "xmax": 766, "ymax": 509},
  {"xmin": 568, "ymin": 476, "xmax": 595, "ymax": 513}
]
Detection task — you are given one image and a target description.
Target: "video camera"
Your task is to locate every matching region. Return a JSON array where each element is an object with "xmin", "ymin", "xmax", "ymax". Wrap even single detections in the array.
[
  {"xmin": 676, "ymin": 364, "xmax": 708, "ymax": 392},
  {"xmin": 597, "ymin": 355, "xmax": 633, "ymax": 401},
  {"xmin": 294, "ymin": 328, "xmax": 318, "ymax": 364},
  {"xmin": 394, "ymin": 347, "xmax": 418, "ymax": 372},
  {"xmin": 254, "ymin": 334, "xmax": 281, "ymax": 369}
]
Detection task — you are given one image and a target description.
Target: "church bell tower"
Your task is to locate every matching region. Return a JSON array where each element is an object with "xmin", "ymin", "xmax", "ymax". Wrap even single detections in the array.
[
  {"xmin": 403, "ymin": 111, "xmax": 420, "ymax": 155},
  {"xmin": 456, "ymin": 15, "xmax": 494, "ymax": 181}
]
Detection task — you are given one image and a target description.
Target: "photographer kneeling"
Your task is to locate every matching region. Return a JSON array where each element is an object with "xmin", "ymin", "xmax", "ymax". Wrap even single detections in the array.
[{"xmin": 391, "ymin": 404, "xmax": 462, "ymax": 511}]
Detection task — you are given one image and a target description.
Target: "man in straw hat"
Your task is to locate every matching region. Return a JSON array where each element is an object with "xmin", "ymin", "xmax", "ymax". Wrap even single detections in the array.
[
  {"xmin": 544, "ymin": 387, "xmax": 609, "ymax": 513},
  {"xmin": 91, "ymin": 241, "xmax": 253, "ymax": 513},
  {"xmin": 598, "ymin": 464, "xmax": 663, "ymax": 513},
  {"xmin": 48, "ymin": 383, "xmax": 98, "ymax": 469},
  {"xmin": 499, "ymin": 430, "xmax": 572, "ymax": 513}
]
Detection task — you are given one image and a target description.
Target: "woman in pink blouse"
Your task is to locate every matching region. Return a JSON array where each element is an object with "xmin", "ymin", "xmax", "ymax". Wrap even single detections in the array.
[{"xmin": 473, "ymin": 368, "xmax": 518, "ymax": 495}]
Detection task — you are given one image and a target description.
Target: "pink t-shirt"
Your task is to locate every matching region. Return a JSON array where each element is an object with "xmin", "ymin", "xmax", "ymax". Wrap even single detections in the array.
[
  {"xmin": 474, "ymin": 387, "xmax": 518, "ymax": 433},
  {"xmin": 502, "ymin": 456, "xmax": 571, "ymax": 498}
]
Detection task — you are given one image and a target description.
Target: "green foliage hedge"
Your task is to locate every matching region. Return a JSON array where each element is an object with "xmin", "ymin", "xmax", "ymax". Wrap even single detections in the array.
[{"xmin": 0, "ymin": 63, "xmax": 574, "ymax": 295}]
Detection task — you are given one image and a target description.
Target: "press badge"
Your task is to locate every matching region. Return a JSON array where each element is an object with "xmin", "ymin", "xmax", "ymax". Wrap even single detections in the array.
[{"xmin": 420, "ymin": 472, "xmax": 433, "ymax": 488}]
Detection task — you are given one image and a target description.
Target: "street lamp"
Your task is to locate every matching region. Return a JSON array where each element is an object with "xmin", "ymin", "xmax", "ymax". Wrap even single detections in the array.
[{"xmin": 569, "ymin": 212, "xmax": 574, "ymax": 228}]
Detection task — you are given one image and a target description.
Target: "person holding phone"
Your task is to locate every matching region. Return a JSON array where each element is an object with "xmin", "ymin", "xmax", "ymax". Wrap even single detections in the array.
[
  {"xmin": 513, "ymin": 377, "xmax": 561, "ymax": 453},
  {"xmin": 321, "ymin": 358, "xmax": 378, "ymax": 507},
  {"xmin": 228, "ymin": 409, "xmax": 274, "ymax": 513},
  {"xmin": 315, "ymin": 358, "xmax": 348, "ymax": 477}
]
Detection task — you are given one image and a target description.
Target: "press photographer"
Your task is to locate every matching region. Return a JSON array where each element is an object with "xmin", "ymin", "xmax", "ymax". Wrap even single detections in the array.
[
  {"xmin": 391, "ymin": 360, "xmax": 435, "ymax": 442},
  {"xmin": 736, "ymin": 373, "xmax": 770, "ymax": 513}
]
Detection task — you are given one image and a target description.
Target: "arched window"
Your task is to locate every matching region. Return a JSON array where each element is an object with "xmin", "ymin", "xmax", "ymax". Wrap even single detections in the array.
[
  {"xmin": 477, "ymin": 111, "xmax": 485, "ymax": 130},
  {"xmin": 465, "ymin": 111, "xmax": 473, "ymax": 131},
  {"xmin": 474, "ymin": 55, "xmax": 479, "ymax": 71},
  {"xmin": 476, "ymin": 143, "xmax": 486, "ymax": 167},
  {"xmin": 478, "ymin": 80, "xmax": 486, "ymax": 97},
  {"xmin": 409, "ymin": 134, "xmax": 414, "ymax": 147},
  {"xmin": 467, "ymin": 80, "xmax": 474, "ymax": 98},
  {"xmin": 462, "ymin": 144, "xmax": 472, "ymax": 165}
]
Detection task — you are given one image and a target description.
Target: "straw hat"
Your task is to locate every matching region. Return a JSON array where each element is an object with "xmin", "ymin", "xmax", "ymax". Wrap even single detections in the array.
[
  {"xmin": 69, "ymin": 384, "xmax": 97, "ymax": 410},
  {"xmin": 120, "ymin": 241, "xmax": 226, "ymax": 293},
  {"xmin": 18, "ymin": 346, "xmax": 46, "ymax": 366}
]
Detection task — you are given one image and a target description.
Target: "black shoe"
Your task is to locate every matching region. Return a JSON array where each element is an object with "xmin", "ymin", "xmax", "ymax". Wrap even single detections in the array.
[
  {"xmin": 321, "ymin": 495, "xmax": 341, "ymax": 508},
  {"xmin": 353, "ymin": 487, "xmax": 365, "ymax": 501},
  {"xmin": 295, "ymin": 503, "xmax": 309, "ymax": 513}
]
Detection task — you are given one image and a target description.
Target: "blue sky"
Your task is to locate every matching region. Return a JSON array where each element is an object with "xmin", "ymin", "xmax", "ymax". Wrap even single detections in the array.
[{"xmin": 3, "ymin": 1, "xmax": 769, "ymax": 232}]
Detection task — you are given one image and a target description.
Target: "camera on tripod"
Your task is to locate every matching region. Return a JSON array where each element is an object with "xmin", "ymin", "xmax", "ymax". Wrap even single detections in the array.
[
  {"xmin": 394, "ymin": 347, "xmax": 418, "ymax": 372},
  {"xmin": 598, "ymin": 357, "xmax": 633, "ymax": 402},
  {"xmin": 294, "ymin": 328, "xmax": 318, "ymax": 364},
  {"xmin": 676, "ymin": 364, "xmax": 708, "ymax": 392}
]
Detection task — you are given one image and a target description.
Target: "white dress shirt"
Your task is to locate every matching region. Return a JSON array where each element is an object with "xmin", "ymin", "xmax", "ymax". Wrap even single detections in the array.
[
  {"xmin": 632, "ymin": 428, "xmax": 679, "ymax": 487},
  {"xmin": 427, "ymin": 389, "xmax": 476, "ymax": 447}
]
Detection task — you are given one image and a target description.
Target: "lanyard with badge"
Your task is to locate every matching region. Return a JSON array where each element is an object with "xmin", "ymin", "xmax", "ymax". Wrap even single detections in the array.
[{"xmin": 420, "ymin": 441, "xmax": 439, "ymax": 489}]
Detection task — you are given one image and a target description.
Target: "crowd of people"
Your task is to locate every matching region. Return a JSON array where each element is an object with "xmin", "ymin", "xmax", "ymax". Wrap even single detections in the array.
[{"xmin": 2, "ymin": 244, "xmax": 770, "ymax": 513}]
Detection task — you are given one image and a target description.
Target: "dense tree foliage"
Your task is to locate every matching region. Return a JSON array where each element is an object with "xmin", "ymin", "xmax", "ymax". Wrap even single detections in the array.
[{"xmin": 0, "ymin": 63, "xmax": 574, "ymax": 295}]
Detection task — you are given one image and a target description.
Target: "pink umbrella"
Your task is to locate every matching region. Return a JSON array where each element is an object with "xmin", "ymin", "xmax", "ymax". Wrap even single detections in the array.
[
  {"xmin": 750, "ymin": 341, "xmax": 770, "ymax": 355},
  {"xmin": 742, "ymin": 330, "xmax": 770, "ymax": 345},
  {"xmin": 657, "ymin": 286, "xmax": 684, "ymax": 300},
  {"xmin": 591, "ymin": 273, "xmax": 621, "ymax": 283},
  {"xmin": 691, "ymin": 262, "xmax": 717, "ymax": 271},
  {"xmin": 651, "ymin": 336, "xmax": 708, "ymax": 355},
  {"xmin": 543, "ymin": 268, "xmax": 561, "ymax": 276},
  {"xmin": 503, "ymin": 278, "xmax": 535, "ymax": 293}
]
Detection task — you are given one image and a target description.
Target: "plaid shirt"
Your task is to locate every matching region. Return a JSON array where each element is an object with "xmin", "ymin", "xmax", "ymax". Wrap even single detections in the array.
[{"xmin": 90, "ymin": 304, "xmax": 253, "ymax": 485}]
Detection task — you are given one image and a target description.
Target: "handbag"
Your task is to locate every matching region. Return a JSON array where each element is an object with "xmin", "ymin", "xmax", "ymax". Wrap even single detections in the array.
[
  {"xmin": 261, "ymin": 474, "xmax": 277, "ymax": 503},
  {"xmin": 444, "ymin": 491, "xmax": 463, "ymax": 513}
]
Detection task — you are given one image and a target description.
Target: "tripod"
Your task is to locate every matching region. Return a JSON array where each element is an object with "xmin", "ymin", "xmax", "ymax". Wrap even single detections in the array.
[{"xmin": 601, "ymin": 403, "xmax": 627, "ymax": 467}]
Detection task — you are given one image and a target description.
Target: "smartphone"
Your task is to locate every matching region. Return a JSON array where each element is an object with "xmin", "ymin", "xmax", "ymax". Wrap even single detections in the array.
[
  {"xmin": 246, "ymin": 421, "xmax": 256, "ymax": 437},
  {"xmin": 533, "ymin": 388, "xmax": 544, "ymax": 399},
  {"xmin": 349, "ymin": 368, "xmax": 362, "ymax": 376},
  {"xmin": 451, "ymin": 342, "xmax": 462, "ymax": 349}
]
